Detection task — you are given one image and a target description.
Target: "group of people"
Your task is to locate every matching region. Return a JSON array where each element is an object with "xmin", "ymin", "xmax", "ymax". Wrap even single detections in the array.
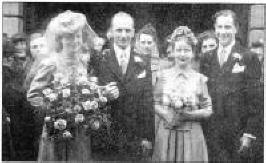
[{"xmin": 2, "ymin": 8, "xmax": 263, "ymax": 162}]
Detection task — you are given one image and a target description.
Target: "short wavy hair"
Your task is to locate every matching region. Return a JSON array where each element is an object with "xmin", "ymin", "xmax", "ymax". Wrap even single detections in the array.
[
  {"xmin": 168, "ymin": 26, "xmax": 198, "ymax": 54},
  {"xmin": 213, "ymin": 9, "xmax": 239, "ymax": 30}
]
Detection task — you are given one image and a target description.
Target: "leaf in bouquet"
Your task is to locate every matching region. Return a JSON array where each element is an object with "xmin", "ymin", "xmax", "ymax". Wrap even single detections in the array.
[{"xmin": 63, "ymin": 101, "xmax": 72, "ymax": 108}]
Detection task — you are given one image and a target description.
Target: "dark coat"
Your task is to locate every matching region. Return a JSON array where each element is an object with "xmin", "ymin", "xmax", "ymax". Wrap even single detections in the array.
[
  {"xmin": 96, "ymin": 45, "xmax": 154, "ymax": 153},
  {"xmin": 200, "ymin": 43, "xmax": 261, "ymax": 162}
]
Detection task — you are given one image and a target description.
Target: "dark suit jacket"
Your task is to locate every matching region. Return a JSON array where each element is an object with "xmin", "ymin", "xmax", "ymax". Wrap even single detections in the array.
[
  {"xmin": 96, "ymin": 45, "xmax": 154, "ymax": 142},
  {"xmin": 200, "ymin": 43, "xmax": 261, "ymax": 137}
]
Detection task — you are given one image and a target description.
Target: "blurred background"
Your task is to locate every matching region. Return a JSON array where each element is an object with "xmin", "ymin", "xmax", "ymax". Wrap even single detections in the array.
[{"xmin": 3, "ymin": 3, "xmax": 265, "ymax": 55}]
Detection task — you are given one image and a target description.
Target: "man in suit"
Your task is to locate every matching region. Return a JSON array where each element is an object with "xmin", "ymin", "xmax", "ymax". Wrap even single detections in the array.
[
  {"xmin": 200, "ymin": 10, "xmax": 261, "ymax": 162},
  {"xmin": 96, "ymin": 12, "xmax": 154, "ymax": 160}
]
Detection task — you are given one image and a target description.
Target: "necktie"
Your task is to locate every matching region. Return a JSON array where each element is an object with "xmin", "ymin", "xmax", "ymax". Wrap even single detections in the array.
[
  {"xmin": 120, "ymin": 52, "xmax": 128, "ymax": 74},
  {"xmin": 219, "ymin": 48, "xmax": 227, "ymax": 66}
]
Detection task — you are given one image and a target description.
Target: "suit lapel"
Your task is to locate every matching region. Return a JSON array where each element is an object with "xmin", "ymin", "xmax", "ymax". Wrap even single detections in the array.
[
  {"xmin": 124, "ymin": 49, "xmax": 136, "ymax": 82},
  {"xmin": 220, "ymin": 45, "xmax": 238, "ymax": 74},
  {"xmin": 106, "ymin": 47, "xmax": 123, "ymax": 81}
]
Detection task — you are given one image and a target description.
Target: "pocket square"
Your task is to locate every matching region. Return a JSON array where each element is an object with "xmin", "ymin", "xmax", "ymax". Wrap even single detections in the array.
[
  {"xmin": 232, "ymin": 63, "xmax": 245, "ymax": 73},
  {"xmin": 137, "ymin": 70, "xmax": 146, "ymax": 78}
]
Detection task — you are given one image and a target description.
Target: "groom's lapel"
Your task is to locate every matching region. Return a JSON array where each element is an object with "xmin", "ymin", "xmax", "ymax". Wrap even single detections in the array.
[
  {"xmin": 124, "ymin": 49, "xmax": 136, "ymax": 82},
  {"xmin": 106, "ymin": 46, "xmax": 123, "ymax": 82}
]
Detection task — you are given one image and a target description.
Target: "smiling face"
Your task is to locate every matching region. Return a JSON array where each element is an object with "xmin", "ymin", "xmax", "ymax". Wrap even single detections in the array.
[
  {"xmin": 215, "ymin": 15, "xmax": 237, "ymax": 46},
  {"xmin": 171, "ymin": 39, "xmax": 193, "ymax": 68},
  {"xmin": 61, "ymin": 29, "xmax": 83, "ymax": 55},
  {"xmin": 139, "ymin": 33, "xmax": 155, "ymax": 55},
  {"xmin": 201, "ymin": 38, "xmax": 217, "ymax": 54},
  {"xmin": 111, "ymin": 16, "xmax": 134, "ymax": 49}
]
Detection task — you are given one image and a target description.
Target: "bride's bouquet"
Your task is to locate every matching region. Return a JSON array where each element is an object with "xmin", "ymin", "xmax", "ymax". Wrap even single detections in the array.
[{"xmin": 41, "ymin": 70, "xmax": 111, "ymax": 141}]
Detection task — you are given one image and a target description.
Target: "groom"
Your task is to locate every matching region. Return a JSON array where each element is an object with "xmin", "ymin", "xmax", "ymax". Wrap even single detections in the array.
[{"xmin": 96, "ymin": 11, "xmax": 154, "ymax": 160}]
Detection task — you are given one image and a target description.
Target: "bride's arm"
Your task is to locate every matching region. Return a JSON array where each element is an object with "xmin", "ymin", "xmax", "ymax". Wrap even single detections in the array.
[{"xmin": 27, "ymin": 59, "xmax": 56, "ymax": 106}]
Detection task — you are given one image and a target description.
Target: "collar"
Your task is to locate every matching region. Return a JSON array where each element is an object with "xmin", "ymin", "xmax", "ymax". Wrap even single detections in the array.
[
  {"xmin": 218, "ymin": 39, "xmax": 235, "ymax": 54},
  {"xmin": 114, "ymin": 44, "xmax": 131, "ymax": 57},
  {"xmin": 174, "ymin": 66, "xmax": 195, "ymax": 79}
]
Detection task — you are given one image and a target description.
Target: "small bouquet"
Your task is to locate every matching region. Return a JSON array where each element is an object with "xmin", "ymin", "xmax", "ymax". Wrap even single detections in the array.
[{"xmin": 42, "ymin": 69, "xmax": 111, "ymax": 141}]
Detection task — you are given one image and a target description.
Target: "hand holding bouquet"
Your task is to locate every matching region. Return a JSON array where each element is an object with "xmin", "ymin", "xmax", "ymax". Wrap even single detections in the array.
[{"xmin": 41, "ymin": 73, "xmax": 112, "ymax": 140}]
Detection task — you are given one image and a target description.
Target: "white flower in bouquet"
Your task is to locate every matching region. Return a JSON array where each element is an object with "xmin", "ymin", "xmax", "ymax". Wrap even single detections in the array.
[
  {"xmin": 82, "ymin": 101, "xmax": 91, "ymax": 111},
  {"xmin": 73, "ymin": 105, "xmax": 82, "ymax": 112},
  {"xmin": 65, "ymin": 107, "xmax": 73, "ymax": 113},
  {"xmin": 78, "ymin": 75, "xmax": 88, "ymax": 85},
  {"xmin": 42, "ymin": 88, "xmax": 53, "ymax": 97},
  {"xmin": 90, "ymin": 119, "xmax": 101, "ymax": 130},
  {"xmin": 82, "ymin": 89, "xmax": 91, "ymax": 94},
  {"xmin": 89, "ymin": 83, "xmax": 98, "ymax": 92},
  {"xmin": 90, "ymin": 101, "xmax": 99, "ymax": 110},
  {"xmin": 75, "ymin": 114, "xmax": 84, "ymax": 123},
  {"xmin": 162, "ymin": 95, "xmax": 171, "ymax": 106},
  {"xmin": 48, "ymin": 93, "xmax": 58, "ymax": 102},
  {"xmin": 44, "ymin": 116, "xmax": 51, "ymax": 122},
  {"xmin": 62, "ymin": 130, "xmax": 72, "ymax": 138},
  {"xmin": 62, "ymin": 88, "xmax": 71, "ymax": 98},
  {"xmin": 61, "ymin": 77, "xmax": 70, "ymax": 87},
  {"xmin": 99, "ymin": 96, "xmax": 108, "ymax": 104},
  {"xmin": 172, "ymin": 97, "xmax": 183, "ymax": 109},
  {"xmin": 54, "ymin": 118, "xmax": 67, "ymax": 130}
]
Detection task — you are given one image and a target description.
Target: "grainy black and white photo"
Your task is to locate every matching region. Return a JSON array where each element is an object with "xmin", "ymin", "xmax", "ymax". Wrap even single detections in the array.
[{"xmin": 2, "ymin": 2, "xmax": 264, "ymax": 162}]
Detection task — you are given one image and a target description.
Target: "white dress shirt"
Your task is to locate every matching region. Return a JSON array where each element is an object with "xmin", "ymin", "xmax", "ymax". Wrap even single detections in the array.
[
  {"xmin": 217, "ymin": 40, "xmax": 235, "ymax": 66},
  {"xmin": 114, "ymin": 44, "xmax": 131, "ymax": 67}
]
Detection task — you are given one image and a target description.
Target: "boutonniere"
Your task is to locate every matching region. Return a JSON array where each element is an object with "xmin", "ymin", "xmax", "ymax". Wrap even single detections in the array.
[
  {"xmin": 232, "ymin": 52, "xmax": 243, "ymax": 62},
  {"xmin": 137, "ymin": 70, "xmax": 146, "ymax": 79},
  {"xmin": 232, "ymin": 62, "xmax": 246, "ymax": 73},
  {"xmin": 232, "ymin": 53, "xmax": 245, "ymax": 73},
  {"xmin": 134, "ymin": 55, "xmax": 144, "ymax": 63}
]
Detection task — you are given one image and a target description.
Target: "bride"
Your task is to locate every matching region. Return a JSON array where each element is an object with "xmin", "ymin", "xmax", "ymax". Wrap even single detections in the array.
[{"xmin": 27, "ymin": 10, "xmax": 108, "ymax": 161}]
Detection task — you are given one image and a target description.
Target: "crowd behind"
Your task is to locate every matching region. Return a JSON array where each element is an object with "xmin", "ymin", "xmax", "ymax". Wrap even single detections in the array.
[{"xmin": 2, "ymin": 9, "xmax": 264, "ymax": 162}]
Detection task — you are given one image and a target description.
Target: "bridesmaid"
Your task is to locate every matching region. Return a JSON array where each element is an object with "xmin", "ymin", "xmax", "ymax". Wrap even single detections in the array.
[{"xmin": 152, "ymin": 26, "xmax": 212, "ymax": 162}]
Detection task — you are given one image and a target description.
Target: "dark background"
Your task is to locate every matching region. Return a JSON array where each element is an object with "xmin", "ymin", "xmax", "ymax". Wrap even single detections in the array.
[{"xmin": 23, "ymin": 3, "xmax": 250, "ymax": 54}]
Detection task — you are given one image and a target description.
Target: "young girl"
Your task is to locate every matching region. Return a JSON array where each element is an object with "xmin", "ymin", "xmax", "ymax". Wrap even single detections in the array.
[{"xmin": 152, "ymin": 26, "xmax": 212, "ymax": 162}]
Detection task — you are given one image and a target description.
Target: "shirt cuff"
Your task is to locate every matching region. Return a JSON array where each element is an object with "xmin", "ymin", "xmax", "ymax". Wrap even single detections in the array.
[{"xmin": 243, "ymin": 133, "xmax": 256, "ymax": 140}]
